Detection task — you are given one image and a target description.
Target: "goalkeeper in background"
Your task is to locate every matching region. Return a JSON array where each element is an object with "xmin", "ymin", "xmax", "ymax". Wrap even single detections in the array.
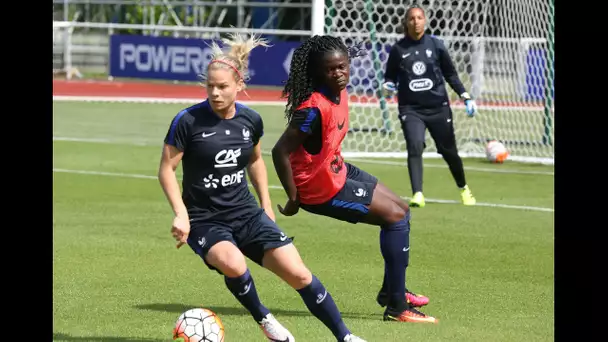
[{"xmin": 382, "ymin": 5, "xmax": 477, "ymax": 207}]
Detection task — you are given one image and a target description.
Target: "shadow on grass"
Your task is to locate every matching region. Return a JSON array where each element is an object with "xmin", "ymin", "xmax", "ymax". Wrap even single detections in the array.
[
  {"xmin": 53, "ymin": 333, "xmax": 168, "ymax": 341},
  {"xmin": 135, "ymin": 303, "xmax": 380, "ymax": 321}
]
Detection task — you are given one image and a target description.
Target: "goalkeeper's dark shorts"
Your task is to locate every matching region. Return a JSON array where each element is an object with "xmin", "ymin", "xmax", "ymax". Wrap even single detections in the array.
[{"xmin": 398, "ymin": 106, "xmax": 458, "ymax": 154}]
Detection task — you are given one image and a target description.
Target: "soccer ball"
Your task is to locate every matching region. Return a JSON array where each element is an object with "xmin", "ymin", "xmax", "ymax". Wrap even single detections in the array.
[
  {"xmin": 485, "ymin": 140, "xmax": 509, "ymax": 163},
  {"xmin": 173, "ymin": 308, "xmax": 225, "ymax": 342}
]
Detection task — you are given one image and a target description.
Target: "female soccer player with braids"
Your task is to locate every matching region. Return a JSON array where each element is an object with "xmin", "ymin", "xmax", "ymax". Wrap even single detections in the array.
[
  {"xmin": 158, "ymin": 33, "xmax": 366, "ymax": 342},
  {"xmin": 272, "ymin": 35, "xmax": 437, "ymax": 324}
]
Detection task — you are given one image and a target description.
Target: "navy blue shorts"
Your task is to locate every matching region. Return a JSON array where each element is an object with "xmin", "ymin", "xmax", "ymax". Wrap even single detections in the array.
[
  {"xmin": 300, "ymin": 163, "xmax": 378, "ymax": 224},
  {"xmin": 186, "ymin": 209, "xmax": 293, "ymax": 274}
]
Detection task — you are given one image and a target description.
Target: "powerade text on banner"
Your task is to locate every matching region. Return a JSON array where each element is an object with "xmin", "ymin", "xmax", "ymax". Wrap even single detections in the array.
[{"xmin": 109, "ymin": 34, "xmax": 300, "ymax": 86}]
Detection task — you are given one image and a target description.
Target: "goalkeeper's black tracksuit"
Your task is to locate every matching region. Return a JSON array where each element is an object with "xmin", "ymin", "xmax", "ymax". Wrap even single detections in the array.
[{"xmin": 384, "ymin": 33, "xmax": 469, "ymax": 194}]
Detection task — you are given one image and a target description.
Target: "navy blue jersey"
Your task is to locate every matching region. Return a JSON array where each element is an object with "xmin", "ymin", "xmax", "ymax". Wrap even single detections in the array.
[
  {"xmin": 384, "ymin": 35, "xmax": 467, "ymax": 112},
  {"xmin": 164, "ymin": 100, "xmax": 264, "ymax": 222}
]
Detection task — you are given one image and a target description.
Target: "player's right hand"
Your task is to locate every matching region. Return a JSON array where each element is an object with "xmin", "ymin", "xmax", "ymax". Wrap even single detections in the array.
[
  {"xmin": 382, "ymin": 82, "xmax": 397, "ymax": 98},
  {"xmin": 278, "ymin": 199, "xmax": 299, "ymax": 217},
  {"xmin": 171, "ymin": 215, "xmax": 190, "ymax": 249}
]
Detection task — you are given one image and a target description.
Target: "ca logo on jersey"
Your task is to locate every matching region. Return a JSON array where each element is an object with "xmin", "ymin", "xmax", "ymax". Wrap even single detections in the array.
[
  {"xmin": 214, "ymin": 148, "xmax": 241, "ymax": 168},
  {"xmin": 412, "ymin": 61, "xmax": 426, "ymax": 75}
]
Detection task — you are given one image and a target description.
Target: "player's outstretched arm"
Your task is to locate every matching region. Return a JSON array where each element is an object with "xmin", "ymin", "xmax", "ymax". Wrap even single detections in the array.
[
  {"xmin": 158, "ymin": 144, "xmax": 189, "ymax": 248},
  {"xmin": 246, "ymin": 141, "xmax": 275, "ymax": 222},
  {"xmin": 271, "ymin": 127, "xmax": 308, "ymax": 216},
  {"xmin": 436, "ymin": 38, "xmax": 466, "ymax": 96},
  {"xmin": 382, "ymin": 47, "xmax": 400, "ymax": 98},
  {"xmin": 436, "ymin": 38, "xmax": 477, "ymax": 116}
]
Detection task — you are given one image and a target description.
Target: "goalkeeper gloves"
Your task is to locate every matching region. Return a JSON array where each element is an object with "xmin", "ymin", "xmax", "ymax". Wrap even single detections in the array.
[
  {"xmin": 460, "ymin": 92, "xmax": 477, "ymax": 117},
  {"xmin": 382, "ymin": 81, "xmax": 397, "ymax": 98}
]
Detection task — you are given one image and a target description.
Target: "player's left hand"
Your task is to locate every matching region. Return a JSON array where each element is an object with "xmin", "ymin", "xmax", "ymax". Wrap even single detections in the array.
[
  {"xmin": 278, "ymin": 199, "xmax": 299, "ymax": 217},
  {"xmin": 460, "ymin": 92, "xmax": 477, "ymax": 117},
  {"xmin": 464, "ymin": 99, "xmax": 477, "ymax": 117}
]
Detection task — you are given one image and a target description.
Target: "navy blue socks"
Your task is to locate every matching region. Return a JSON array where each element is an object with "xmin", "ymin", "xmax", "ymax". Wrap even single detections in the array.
[
  {"xmin": 297, "ymin": 275, "xmax": 351, "ymax": 340},
  {"xmin": 224, "ymin": 269, "xmax": 270, "ymax": 322},
  {"xmin": 379, "ymin": 217, "xmax": 410, "ymax": 312}
]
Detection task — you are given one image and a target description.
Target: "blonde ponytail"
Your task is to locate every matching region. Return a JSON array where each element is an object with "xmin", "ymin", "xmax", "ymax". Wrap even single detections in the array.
[{"xmin": 205, "ymin": 33, "xmax": 271, "ymax": 84}]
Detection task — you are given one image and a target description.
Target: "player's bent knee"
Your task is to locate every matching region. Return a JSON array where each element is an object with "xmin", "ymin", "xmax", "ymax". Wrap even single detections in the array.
[
  {"xmin": 385, "ymin": 205, "xmax": 407, "ymax": 226},
  {"xmin": 262, "ymin": 244, "xmax": 312, "ymax": 289},
  {"xmin": 407, "ymin": 141, "xmax": 425, "ymax": 157},
  {"xmin": 287, "ymin": 265, "xmax": 313, "ymax": 290},
  {"xmin": 205, "ymin": 241, "xmax": 247, "ymax": 278}
]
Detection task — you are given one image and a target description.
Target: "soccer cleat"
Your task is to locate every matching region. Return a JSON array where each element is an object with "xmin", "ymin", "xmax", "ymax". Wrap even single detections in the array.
[
  {"xmin": 406, "ymin": 290, "xmax": 430, "ymax": 307},
  {"xmin": 259, "ymin": 313, "xmax": 295, "ymax": 342},
  {"xmin": 342, "ymin": 334, "xmax": 367, "ymax": 342},
  {"xmin": 383, "ymin": 307, "xmax": 438, "ymax": 324},
  {"xmin": 376, "ymin": 290, "xmax": 430, "ymax": 308},
  {"xmin": 409, "ymin": 192, "xmax": 425, "ymax": 207},
  {"xmin": 460, "ymin": 185, "xmax": 476, "ymax": 205}
]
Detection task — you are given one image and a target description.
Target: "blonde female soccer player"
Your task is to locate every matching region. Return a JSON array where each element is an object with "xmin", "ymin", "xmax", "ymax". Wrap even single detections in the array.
[{"xmin": 157, "ymin": 33, "xmax": 365, "ymax": 342}]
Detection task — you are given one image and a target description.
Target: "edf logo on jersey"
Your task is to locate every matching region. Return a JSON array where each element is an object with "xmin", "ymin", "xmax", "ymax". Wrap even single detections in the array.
[{"xmin": 201, "ymin": 148, "xmax": 245, "ymax": 188}]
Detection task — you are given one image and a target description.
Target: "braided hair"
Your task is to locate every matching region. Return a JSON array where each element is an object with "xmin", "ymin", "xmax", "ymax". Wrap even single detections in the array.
[{"xmin": 281, "ymin": 35, "xmax": 365, "ymax": 122}]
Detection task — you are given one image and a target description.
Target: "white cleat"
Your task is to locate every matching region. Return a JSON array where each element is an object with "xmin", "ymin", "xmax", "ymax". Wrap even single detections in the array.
[
  {"xmin": 259, "ymin": 313, "xmax": 295, "ymax": 342},
  {"xmin": 343, "ymin": 334, "xmax": 367, "ymax": 342}
]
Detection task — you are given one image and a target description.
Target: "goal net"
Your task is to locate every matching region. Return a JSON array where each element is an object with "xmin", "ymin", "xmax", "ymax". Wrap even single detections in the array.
[{"xmin": 325, "ymin": 0, "xmax": 554, "ymax": 164}]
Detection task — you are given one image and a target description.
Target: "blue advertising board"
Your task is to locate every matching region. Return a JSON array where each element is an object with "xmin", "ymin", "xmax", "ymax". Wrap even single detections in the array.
[
  {"xmin": 109, "ymin": 33, "xmax": 555, "ymax": 100},
  {"xmin": 109, "ymin": 34, "xmax": 301, "ymax": 86},
  {"xmin": 525, "ymin": 48, "xmax": 554, "ymax": 101}
]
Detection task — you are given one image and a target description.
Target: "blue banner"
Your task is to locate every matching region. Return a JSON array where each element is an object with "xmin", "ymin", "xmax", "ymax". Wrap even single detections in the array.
[
  {"xmin": 109, "ymin": 34, "xmax": 301, "ymax": 86},
  {"xmin": 525, "ymin": 49, "xmax": 555, "ymax": 101}
]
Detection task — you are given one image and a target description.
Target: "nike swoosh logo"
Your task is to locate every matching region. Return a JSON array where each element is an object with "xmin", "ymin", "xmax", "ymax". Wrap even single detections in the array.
[
  {"xmin": 403, "ymin": 247, "xmax": 410, "ymax": 252},
  {"xmin": 337, "ymin": 119, "xmax": 345, "ymax": 130},
  {"xmin": 202, "ymin": 132, "xmax": 216, "ymax": 138}
]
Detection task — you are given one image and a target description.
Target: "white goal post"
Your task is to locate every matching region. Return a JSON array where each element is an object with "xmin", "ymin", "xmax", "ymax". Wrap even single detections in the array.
[
  {"xmin": 53, "ymin": 21, "xmax": 84, "ymax": 80},
  {"xmin": 312, "ymin": 0, "xmax": 554, "ymax": 164},
  {"xmin": 53, "ymin": 21, "xmax": 73, "ymax": 78}
]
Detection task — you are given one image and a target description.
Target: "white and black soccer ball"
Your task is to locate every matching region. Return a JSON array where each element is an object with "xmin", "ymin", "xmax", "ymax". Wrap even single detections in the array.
[
  {"xmin": 173, "ymin": 308, "xmax": 225, "ymax": 342},
  {"xmin": 485, "ymin": 140, "xmax": 509, "ymax": 163}
]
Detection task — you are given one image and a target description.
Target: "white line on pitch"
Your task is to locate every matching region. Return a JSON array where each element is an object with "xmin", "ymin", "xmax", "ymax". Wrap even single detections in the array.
[
  {"xmin": 52, "ymin": 136, "xmax": 554, "ymax": 174},
  {"xmin": 53, "ymin": 136, "xmax": 553, "ymax": 176},
  {"xmin": 345, "ymin": 157, "xmax": 554, "ymax": 176},
  {"xmin": 53, "ymin": 95, "xmax": 545, "ymax": 111},
  {"xmin": 53, "ymin": 136, "xmax": 156, "ymax": 146},
  {"xmin": 52, "ymin": 168, "xmax": 554, "ymax": 213}
]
